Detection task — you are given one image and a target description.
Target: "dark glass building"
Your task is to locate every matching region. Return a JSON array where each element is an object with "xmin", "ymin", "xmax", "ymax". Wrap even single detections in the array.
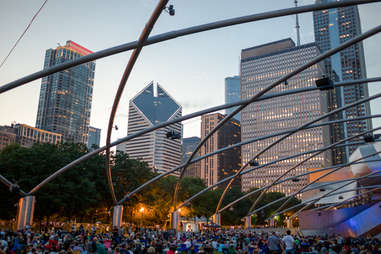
[
  {"xmin": 88, "ymin": 126, "xmax": 101, "ymax": 150},
  {"xmin": 36, "ymin": 41, "xmax": 95, "ymax": 144},
  {"xmin": 200, "ymin": 113, "xmax": 241, "ymax": 188},
  {"xmin": 225, "ymin": 76, "xmax": 241, "ymax": 121},
  {"xmin": 117, "ymin": 82, "xmax": 182, "ymax": 174},
  {"xmin": 313, "ymin": 0, "xmax": 371, "ymax": 162},
  {"xmin": 182, "ymin": 136, "xmax": 201, "ymax": 178}
]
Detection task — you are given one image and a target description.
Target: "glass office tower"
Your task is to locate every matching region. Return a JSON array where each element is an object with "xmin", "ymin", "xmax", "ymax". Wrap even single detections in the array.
[
  {"xmin": 313, "ymin": 0, "xmax": 371, "ymax": 161},
  {"xmin": 36, "ymin": 41, "xmax": 95, "ymax": 144},
  {"xmin": 240, "ymin": 38, "xmax": 331, "ymax": 194},
  {"xmin": 225, "ymin": 76, "xmax": 241, "ymax": 121}
]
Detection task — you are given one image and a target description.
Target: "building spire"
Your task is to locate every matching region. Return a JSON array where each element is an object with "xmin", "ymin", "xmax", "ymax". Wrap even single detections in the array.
[{"xmin": 295, "ymin": 0, "xmax": 301, "ymax": 46}]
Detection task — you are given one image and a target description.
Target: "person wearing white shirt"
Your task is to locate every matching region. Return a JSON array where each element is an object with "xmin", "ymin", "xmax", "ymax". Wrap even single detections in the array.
[{"xmin": 282, "ymin": 230, "xmax": 295, "ymax": 254}]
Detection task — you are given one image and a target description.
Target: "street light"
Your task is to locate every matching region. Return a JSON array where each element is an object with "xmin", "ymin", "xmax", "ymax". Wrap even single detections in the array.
[{"xmin": 139, "ymin": 206, "xmax": 145, "ymax": 227}]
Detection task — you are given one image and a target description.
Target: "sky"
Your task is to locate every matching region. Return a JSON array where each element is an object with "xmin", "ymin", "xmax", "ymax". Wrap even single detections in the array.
[{"xmin": 0, "ymin": 0, "xmax": 381, "ymax": 147}]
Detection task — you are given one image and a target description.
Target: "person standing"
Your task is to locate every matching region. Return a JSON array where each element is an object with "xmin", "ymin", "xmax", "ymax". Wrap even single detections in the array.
[
  {"xmin": 282, "ymin": 230, "xmax": 295, "ymax": 254},
  {"xmin": 268, "ymin": 232, "xmax": 282, "ymax": 254}
]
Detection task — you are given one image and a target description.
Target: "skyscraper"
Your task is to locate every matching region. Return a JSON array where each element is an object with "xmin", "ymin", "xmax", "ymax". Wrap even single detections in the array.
[
  {"xmin": 313, "ymin": 0, "xmax": 371, "ymax": 160},
  {"xmin": 88, "ymin": 126, "xmax": 101, "ymax": 150},
  {"xmin": 225, "ymin": 76, "xmax": 241, "ymax": 121},
  {"xmin": 240, "ymin": 38, "xmax": 331, "ymax": 194},
  {"xmin": 36, "ymin": 41, "xmax": 95, "ymax": 144},
  {"xmin": 117, "ymin": 82, "xmax": 182, "ymax": 174},
  {"xmin": 182, "ymin": 136, "xmax": 201, "ymax": 178},
  {"xmin": 200, "ymin": 113, "xmax": 241, "ymax": 188}
]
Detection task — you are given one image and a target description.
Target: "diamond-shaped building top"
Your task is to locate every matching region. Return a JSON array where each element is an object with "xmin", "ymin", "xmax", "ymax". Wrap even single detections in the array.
[
  {"xmin": 117, "ymin": 82, "xmax": 182, "ymax": 175},
  {"xmin": 132, "ymin": 82, "xmax": 181, "ymax": 125}
]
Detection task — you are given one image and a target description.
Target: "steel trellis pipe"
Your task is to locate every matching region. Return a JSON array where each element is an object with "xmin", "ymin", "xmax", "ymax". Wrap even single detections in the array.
[
  {"xmin": 176, "ymin": 24, "xmax": 381, "ymax": 212},
  {"xmin": 213, "ymin": 26, "xmax": 381, "ymax": 214},
  {"xmin": 28, "ymin": 77, "xmax": 380, "ymax": 195},
  {"xmin": 23, "ymin": 5, "xmax": 378, "ymax": 196},
  {"xmin": 1, "ymin": 0, "xmax": 378, "ymax": 94},
  {"xmin": 311, "ymin": 186, "xmax": 381, "ymax": 212},
  {"xmin": 179, "ymin": 127, "xmax": 381, "ymax": 212},
  {"xmin": 278, "ymin": 184, "xmax": 381, "ymax": 215},
  {"xmin": 266, "ymin": 150, "xmax": 381, "ymax": 218},
  {"xmin": 119, "ymin": 113, "xmax": 381, "ymax": 205},
  {"xmin": 117, "ymin": 76, "xmax": 381, "ymax": 204},
  {"xmin": 218, "ymin": 126, "xmax": 381, "ymax": 214},
  {"xmin": 281, "ymin": 169, "xmax": 381, "ymax": 220},
  {"xmin": 247, "ymin": 123, "xmax": 381, "ymax": 215},
  {"xmin": 218, "ymin": 158, "xmax": 381, "ymax": 213},
  {"xmin": 104, "ymin": 0, "xmax": 168, "ymax": 204},
  {"xmin": 0, "ymin": 174, "xmax": 26, "ymax": 196},
  {"xmin": 248, "ymin": 151, "xmax": 381, "ymax": 217},
  {"xmin": 273, "ymin": 148, "xmax": 381, "ymax": 216}
]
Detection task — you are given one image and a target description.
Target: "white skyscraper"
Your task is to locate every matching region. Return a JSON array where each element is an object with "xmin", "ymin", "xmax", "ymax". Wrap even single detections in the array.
[{"xmin": 117, "ymin": 82, "xmax": 182, "ymax": 174}]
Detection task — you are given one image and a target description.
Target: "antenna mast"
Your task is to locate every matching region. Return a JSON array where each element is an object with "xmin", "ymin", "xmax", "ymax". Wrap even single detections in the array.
[{"xmin": 295, "ymin": 0, "xmax": 301, "ymax": 46}]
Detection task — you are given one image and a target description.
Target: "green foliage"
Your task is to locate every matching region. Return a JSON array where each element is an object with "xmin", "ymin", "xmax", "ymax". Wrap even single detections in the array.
[
  {"xmin": 0, "ymin": 143, "xmax": 109, "ymax": 221},
  {"xmin": 246, "ymin": 188, "xmax": 301, "ymax": 225},
  {"xmin": 0, "ymin": 144, "xmax": 300, "ymax": 226}
]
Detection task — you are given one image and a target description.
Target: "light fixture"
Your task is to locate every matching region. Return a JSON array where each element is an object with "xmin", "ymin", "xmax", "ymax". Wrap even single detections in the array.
[
  {"xmin": 166, "ymin": 130, "xmax": 181, "ymax": 140},
  {"xmin": 249, "ymin": 160, "xmax": 259, "ymax": 167},
  {"xmin": 315, "ymin": 76, "xmax": 334, "ymax": 90},
  {"xmin": 165, "ymin": 4, "xmax": 175, "ymax": 16}
]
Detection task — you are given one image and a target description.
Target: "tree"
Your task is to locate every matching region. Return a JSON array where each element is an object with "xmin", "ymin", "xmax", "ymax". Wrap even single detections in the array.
[
  {"xmin": 0, "ymin": 143, "xmax": 108, "ymax": 222},
  {"xmin": 245, "ymin": 189, "xmax": 301, "ymax": 226}
]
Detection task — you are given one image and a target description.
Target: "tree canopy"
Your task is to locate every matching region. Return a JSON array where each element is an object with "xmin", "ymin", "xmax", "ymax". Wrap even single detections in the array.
[{"xmin": 0, "ymin": 143, "xmax": 300, "ymax": 226}]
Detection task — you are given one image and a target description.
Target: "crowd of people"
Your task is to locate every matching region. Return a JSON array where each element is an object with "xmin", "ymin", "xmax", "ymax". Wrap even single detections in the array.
[{"xmin": 0, "ymin": 225, "xmax": 380, "ymax": 254}]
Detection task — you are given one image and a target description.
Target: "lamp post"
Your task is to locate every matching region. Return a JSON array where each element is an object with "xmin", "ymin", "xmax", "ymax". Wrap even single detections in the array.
[{"xmin": 139, "ymin": 207, "xmax": 144, "ymax": 228}]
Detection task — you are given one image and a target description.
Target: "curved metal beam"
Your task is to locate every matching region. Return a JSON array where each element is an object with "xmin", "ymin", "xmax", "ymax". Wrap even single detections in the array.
[
  {"xmin": 284, "ymin": 168, "xmax": 381, "ymax": 220},
  {"xmin": 218, "ymin": 157, "xmax": 381, "ymax": 213},
  {"xmin": 176, "ymin": 24, "xmax": 381, "ymax": 212},
  {"xmin": 311, "ymin": 186, "xmax": 381, "ymax": 212},
  {"xmin": 248, "ymin": 151, "xmax": 381, "ymax": 217},
  {"xmin": 218, "ymin": 126, "xmax": 381, "ymax": 213},
  {"xmin": 213, "ymin": 26, "xmax": 381, "ymax": 214},
  {"xmin": 105, "ymin": 0, "xmax": 168, "ymax": 204},
  {"xmin": 216, "ymin": 93, "xmax": 381, "ymax": 213},
  {"xmin": 258, "ymin": 149, "xmax": 381, "ymax": 218},
  {"xmin": 179, "ymin": 124, "xmax": 381, "ymax": 211},
  {"xmin": 28, "ymin": 75, "xmax": 381, "ymax": 195},
  {"xmin": 1, "ymin": 0, "xmax": 378, "ymax": 94},
  {"xmin": 273, "ymin": 147, "xmax": 381, "ymax": 216},
  {"xmin": 279, "ymin": 184, "xmax": 381, "ymax": 215},
  {"xmin": 117, "ymin": 75, "xmax": 381, "ymax": 204},
  {"xmin": 118, "ymin": 113, "xmax": 381, "ymax": 205},
  {"xmin": 247, "ymin": 125, "xmax": 381, "ymax": 215},
  {"xmin": 0, "ymin": 174, "xmax": 26, "ymax": 196}
]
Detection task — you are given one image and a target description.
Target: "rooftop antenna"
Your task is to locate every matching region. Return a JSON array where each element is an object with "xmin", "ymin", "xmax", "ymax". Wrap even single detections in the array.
[{"xmin": 295, "ymin": 0, "xmax": 301, "ymax": 46}]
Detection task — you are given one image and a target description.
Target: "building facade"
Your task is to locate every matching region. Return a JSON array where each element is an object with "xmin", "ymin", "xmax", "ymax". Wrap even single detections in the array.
[
  {"xmin": 240, "ymin": 38, "xmax": 331, "ymax": 194},
  {"xmin": 36, "ymin": 40, "xmax": 96, "ymax": 144},
  {"xmin": 200, "ymin": 113, "xmax": 241, "ymax": 188},
  {"xmin": 182, "ymin": 136, "xmax": 201, "ymax": 178},
  {"xmin": 225, "ymin": 76, "xmax": 241, "ymax": 121},
  {"xmin": 0, "ymin": 124, "xmax": 62, "ymax": 149},
  {"xmin": 0, "ymin": 126, "xmax": 16, "ymax": 150},
  {"xmin": 313, "ymin": 0, "xmax": 371, "ymax": 161},
  {"xmin": 117, "ymin": 82, "xmax": 182, "ymax": 174},
  {"xmin": 88, "ymin": 126, "xmax": 101, "ymax": 150}
]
